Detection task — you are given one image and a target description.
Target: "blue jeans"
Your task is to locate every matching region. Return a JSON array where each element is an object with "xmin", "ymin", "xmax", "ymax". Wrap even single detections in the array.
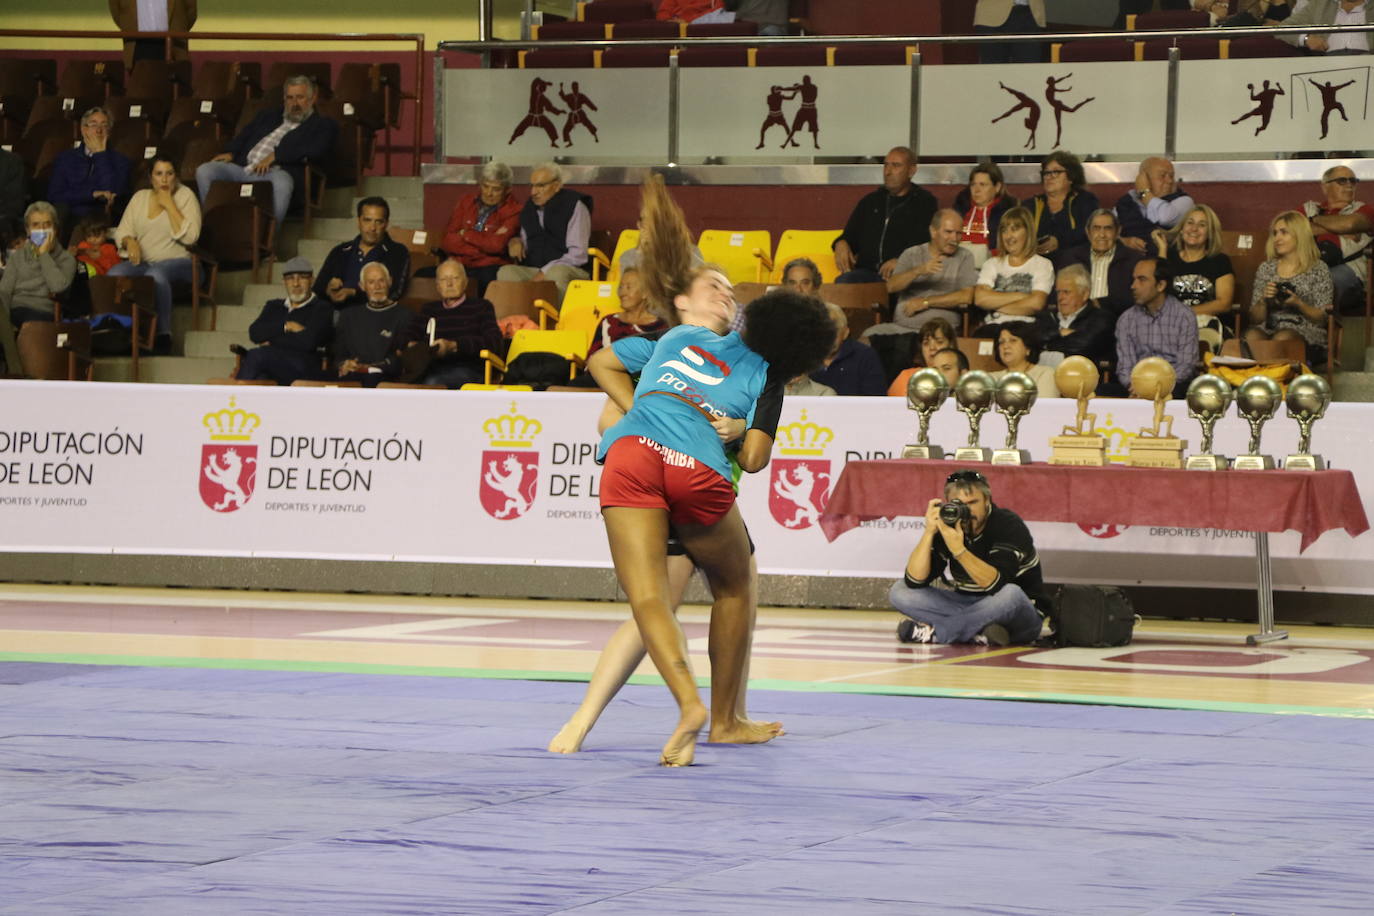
[
  {"xmin": 107, "ymin": 257, "xmax": 193, "ymax": 335},
  {"xmin": 194, "ymin": 160, "xmax": 294, "ymax": 226},
  {"xmin": 889, "ymin": 580, "xmax": 1042, "ymax": 644},
  {"xmin": 1330, "ymin": 262, "xmax": 1365, "ymax": 314}
]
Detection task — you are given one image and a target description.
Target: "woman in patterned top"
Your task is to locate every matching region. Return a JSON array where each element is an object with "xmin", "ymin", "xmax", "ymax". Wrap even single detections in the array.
[{"xmin": 1246, "ymin": 210, "xmax": 1334, "ymax": 359}]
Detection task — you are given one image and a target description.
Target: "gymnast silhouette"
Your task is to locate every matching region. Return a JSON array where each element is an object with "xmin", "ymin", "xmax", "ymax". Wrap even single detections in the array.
[
  {"xmin": 991, "ymin": 81, "xmax": 1042, "ymax": 150},
  {"xmin": 1044, "ymin": 74, "xmax": 1095, "ymax": 149}
]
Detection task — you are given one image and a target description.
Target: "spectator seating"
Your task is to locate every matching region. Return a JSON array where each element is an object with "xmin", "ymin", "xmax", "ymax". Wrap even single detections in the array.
[
  {"xmin": 578, "ymin": 0, "xmax": 656, "ymax": 22},
  {"xmin": 589, "ymin": 228, "xmax": 638, "ymax": 282},
  {"xmin": 191, "ymin": 61, "xmax": 260, "ymax": 126},
  {"xmin": 755, "ymin": 228, "xmax": 842, "ymax": 283},
  {"xmin": 485, "ymin": 280, "xmax": 559, "ymax": 322},
  {"xmin": 480, "ymin": 328, "xmax": 587, "ymax": 385},
  {"xmin": 199, "ymin": 179, "xmax": 278, "ymax": 290},
  {"xmin": 1130, "ymin": 11, "xmax": 1210, "ymax": 31},
  {"xmin": 731, "ymin": 282, "xmax": 769, "ymax": 305},
  {"xmin": 686, "ymin": 22, "xmax": 759, "ymax": 38},
  {"xmin": 820, "ymin": 282, "xmax": 887, "ymax": 340},
  {"xmin": 1052, "ymin": 39, "xmax": 1137, "ymax": 63},
  {"xmin": 58, "ymin": 60, "xmax": 122, "ymax": 104},
  {"xmin": 521, "ymin": 48, "xmax": 601, "ymax": 68},
  {"xmin": 389, "ymin": 225, "xmax": 439, "ymax": 275},
  {"xmin": 125, "ymin": 60, "xmax": 190, "ymax": 110},
  {"xmin": 610, "ymin": 21, "xmax": 684, "ymax": 39},
  {"xmin": 264, "ymin": 61, "xmax": 333, "ymax": 101},
  {"xmin": 88, "ymin": 274, "xmax": 157, "ymax": 381},
  {"xmin": 698, "ymin": 229, "xmax": 772, "ymax": 285},
  {"xmin": 533, "ymin": 22, "xmax": 610, "ymax": 41},
  {"xmin": 831, "ymin": 44, "xmax": 916, "ymax": 66},
  {"xmin": 546, "ymin": 280, "xmax": 622, "ymax": 343},
  {"xmin": 958, "ymin": 336, "xmax": 1001, "ymax": 373},
  {"xmin": 601, "ymin": 46, "xmax": 675, "ymax": 67},
  {"xmin": 399, "ymin": 275, "xmax": 439, "ymax": 311},
  {"xmin": 1221, "ymin": 36, "xmax": 1301, "ymax": 59},
  {"xmin": 755, "ymin": 44, "xmax": 828, "ymax": 67}
]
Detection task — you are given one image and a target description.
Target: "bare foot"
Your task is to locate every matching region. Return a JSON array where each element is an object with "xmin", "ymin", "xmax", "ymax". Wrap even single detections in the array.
[
  {"xmin": 547, "ymin": 718, "xmax": 592, "ymax": 754},
  {"xmin": 660, "ymin": 703, "xmax": 708, "ymax": 767},
  {"xmin": 708, "ymin": 716, "xmax": 785, "ymax": 744}
]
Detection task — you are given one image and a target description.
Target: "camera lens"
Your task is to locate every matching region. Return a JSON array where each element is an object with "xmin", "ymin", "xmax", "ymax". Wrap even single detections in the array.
[{"xmin": 938, "ymin": 500, "xmax": 970, "ymax": 526}]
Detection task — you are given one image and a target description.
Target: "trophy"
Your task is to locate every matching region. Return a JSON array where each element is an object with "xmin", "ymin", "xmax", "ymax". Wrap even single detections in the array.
[
  {"xmin": 1282, "ymin": 374, "xmax": 1331, "ymax": 471},
  {"xmin": 902, "ymin": 368, "xmax": 950, "ymax": 460},
  {"xmin": 1185, "ymin": 374, "xmax": 1234, "ymax": 471},
  {"xmin": 1049, "ymin": 356, "xmax": 1107, "ymax": 466},
  {"xmin": 1232, "ymin": 375, "xmax": 1282, "ymax": 470},
  {"xmin": 992, "ymin": 372, "xmax": 1037, "ymax": 465},
  {"xmin": 1126, "ymin": 357, "xmax": 1187, "ymax": 468},
  {"xmin": 953, "ymin": 370, "xmax": 996, "ymax": 462}
]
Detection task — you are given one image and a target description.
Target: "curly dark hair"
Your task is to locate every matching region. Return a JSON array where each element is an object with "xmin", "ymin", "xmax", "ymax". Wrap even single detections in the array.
[
  {"xmin": 993, "ymin": 321, "xmax": 1042, "ymax": 367},
  {"xmin": 743, "ymin": 289, "xmax": 836, "ymax": 382}
]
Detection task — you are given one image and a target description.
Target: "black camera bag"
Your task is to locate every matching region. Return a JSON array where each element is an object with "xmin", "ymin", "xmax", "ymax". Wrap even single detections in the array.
[{"xmin": 1053, "ymin": 585, "xmax": 1136, "ymax": 648}]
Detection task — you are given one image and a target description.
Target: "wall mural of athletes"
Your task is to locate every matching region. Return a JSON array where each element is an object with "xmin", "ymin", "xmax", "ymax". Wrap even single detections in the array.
[{"xmin": 1177, "ymin": 59, "xmax": 1371, "ymax": 154}]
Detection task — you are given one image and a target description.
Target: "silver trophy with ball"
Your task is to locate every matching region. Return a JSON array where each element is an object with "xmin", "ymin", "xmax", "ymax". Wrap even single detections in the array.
[
  {"xmin": 902, "ymin": 368, "xmax": 950, "ymax": 460},
  {"xmin": 1283, "ymin": 374, "xmax": 1331, "ymax": 471},
  {"xmin": 953, "ymin": 370, "xmax": 996, "ymax": 463},
  {"xmin": 1232, "ymin": 375, "xmax": 1282, "ymax": 470},
  {"xmin": 992, "ymin": 372, "xmax": 1037, "ymax": 465}
]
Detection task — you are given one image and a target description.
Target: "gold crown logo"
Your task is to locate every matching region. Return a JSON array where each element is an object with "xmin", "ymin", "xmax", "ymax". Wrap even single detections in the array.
[
  {"xmin": 484, "ymin": 402, "xmax": 542, "ymax": 448},
  {"xmin": 1099, "ymin": 412, "xmax": 1136, "ymax": 464},
  {"xmin": 776, "ymin": 410, "xmax": 834, "ymax": 456},
  {"xmin": 202, "ymin": 397, "xmax": 260, "ymax": 442}
]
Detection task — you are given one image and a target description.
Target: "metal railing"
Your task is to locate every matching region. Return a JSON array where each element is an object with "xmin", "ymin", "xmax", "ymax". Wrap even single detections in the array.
[{"xmin": 0, "ymin": 29, "xmax": 426, "ymax": 177}]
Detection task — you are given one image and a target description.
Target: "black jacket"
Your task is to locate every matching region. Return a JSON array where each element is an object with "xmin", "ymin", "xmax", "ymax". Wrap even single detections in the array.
[
  {"xmin": 836, "ymin": 183, "xmax": 938, "ymax": 272},
  {"xmin": 1058, "ymin": 242, "xmax": 1141, "ymax": 319},
  {"xmin": 249, "ymin": 294, "xmax": 334, "ymax": 353},
  {"xmin": 226, "ymin": 108, "xmax": 338, "ymax": 169}
]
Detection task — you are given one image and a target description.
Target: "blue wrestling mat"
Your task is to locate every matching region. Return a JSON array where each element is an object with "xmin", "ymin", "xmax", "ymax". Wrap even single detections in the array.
[{"xmin": 2, "ymin": 662, "xmax": 1373, "ymax": 914}]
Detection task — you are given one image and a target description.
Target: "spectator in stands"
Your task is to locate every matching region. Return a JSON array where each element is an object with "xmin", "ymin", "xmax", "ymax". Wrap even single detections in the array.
[
  {"xmin": 235, "ymin": 256, "xmax": 332, "ymax": 385},
  {"xmin": 1029, "ymin": 151, "xmax": 1097, "ymax": 260},
  {"xmin": 733, "ymin": 0, "xmax": 789, "ymax": 35},
  {"xmin": 440, "ymin": 161, "xmax": 522, "ymax": 299},
  {"xmin": 1247, "ymin": 211, "xmax": 1335, "ymax": 359},
  {"xmin": 1301, "ymin": 164, "xmax": 1372, "ymax": 315},
  {"xmin": 954, "ymin": 161, "xmax": 1018, "ymax": 269},
  {"xmin": 588, "ymin": 268, "xmax": 667, "ymax": 356},
  {"xmin": 888, "ymin": 346, "xmax": 968, "ymax": 397},
  {"xmin": 1279, "ymin": 0, "xmax": 1374, "ymax": 54},
  {"xmin": 1116, "ymin": 157, "xmax": 1193, "ymax": 252},
  {"xmin": 109, "ymin": 157, "xmax": 199, "ymax": 352},
  {"xmin": 498, "ymin": 162, "xmax": 592, "ymax": 304},
  {"xmin": 780, "ymin": 257, "xmax": 822, "ymax": 296},
  {"xmin": 109, "ymin": 0, "xmax": 196, "ymax": 68},
  {"xmin": 1058, "ymin": 208, "xmax": 1140, "ymax": 320},
  {"xmin": 194, "ymin": 76, "xmax": 338, "ymax": 228},
  {"xmin": 658, "ymin": 0, "xmax": 727, "ymax": 23},
  {"xmin": 974, "ymin": 0, "xmax": 1046, "ymax": 64},
  {"xmin": 0, "ymin": 147, "xmax": 23, "ymax": 246},
  {"xmin": 71, "ymin": 216, "xmax": 121, "ymax": 277},
  {"xmin": 810, "ymin": 302, "xmax": 886, "ymax": 396},
  {"xmin": 918, "ymin": 317, "xmax": 958, "ymax": 368},
  {"xmin": 0, "ymin": 202, "xmax": 77, "ymax": 328},
  {"xmin": 333, "ymin": 261, "xmax": 409, "ymax": 384},
  {"xmin": 833, "ymin": 147, "xmax": 938, "ymax": 284},
  {"xmin": 875, "ymin": 315, "xmax": 959, "ymax": 393},
  {"xmin": 1112, "ymin": 257, "xmax": 1197, "ymax": 398},
  {"xmin": 396, "ymin": 259, "xmax": 502, "ymax": 389},
  {"xmin": 1218, "ymin": 1, "xmax": 1296, "ymax": 27},
  {"xmin": 47, "ymin": 107, "xmax": 131, "ymax": 233},
  {"xmin": 992, "ymin": 321, "xmax": 1059, "ymax": 397},
  {"xmin": 1152, "ymin": 203, "xmax": 1235, "ymax": 352},
  {"xmin": 972, "ymin": 206, "xmax": 1053, "ymax": 337},
  {"xmin": 314, "ymin": 197, "xmax": 409, "ymax": 310},
  {"xmin": 871, "ymin": 209, "xmax": 979, "ymax": 336},
  {"xmin": 1037, "ymin": 264, "xmax": 1116, "ymax": 369}
]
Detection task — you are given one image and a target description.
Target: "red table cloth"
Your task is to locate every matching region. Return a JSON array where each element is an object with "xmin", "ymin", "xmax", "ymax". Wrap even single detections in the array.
[{"xmin": 819, "ymin": 460, "xmax": 1369, "ymax": 553}]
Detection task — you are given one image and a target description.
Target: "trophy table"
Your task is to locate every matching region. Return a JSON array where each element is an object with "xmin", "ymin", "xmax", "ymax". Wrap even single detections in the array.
[
  {"xmin": 901, "ymin": 368, "xmax": 951, "ymax": 460},
  {"xmin": 953, "ymin": 371, "xmax": 996, "ymax": 463},
  {"xmin": 1233, "ymin": 375, "xmax": 1282, "ymax": 470},
  {"xmin": 1185, "ymin": 374, "xmax": 1234, "ymax": 471},
  {"xmin": 1049, "ymin": 356, "xmax": 1107, "ymax": 466},
  {"xmin": 1127, "ymin": 357, "xmax": 1187, "ymax": 468}
]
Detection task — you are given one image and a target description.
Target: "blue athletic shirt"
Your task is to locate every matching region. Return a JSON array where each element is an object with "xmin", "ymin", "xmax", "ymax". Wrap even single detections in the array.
[{"xmin": 597, "ymin": 324, "xmax": 770, "ymax": 484}]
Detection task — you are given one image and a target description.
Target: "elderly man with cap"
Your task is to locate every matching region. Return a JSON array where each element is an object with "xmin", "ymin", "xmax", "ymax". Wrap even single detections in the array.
[{"xmin": 233, "ymin": 256, "xmax": 334, "ymax": 385}]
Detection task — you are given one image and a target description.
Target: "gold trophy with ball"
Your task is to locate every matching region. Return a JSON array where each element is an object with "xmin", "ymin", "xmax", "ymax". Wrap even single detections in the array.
[
  {"xmin": 992, "ymin": 371, "xmax": 1037, "ymax": 465},
  {"xmin": 1126, "ymin": 357, "xmax": 1187, "ymax": 468},
  {"xmin": 1232, "ymin": 375, "xmax": 1283, "ymax": 470},
  {"xmin": 1283, "ymin": 374, "xmax": 1331, "ymax": 471},
  {"xmin": 1049, "ymin": 356, "xmax": 1107, "ymax": 466},
  {"xmin": 902, "ymin": 368, "xmax": 950, "ymax": 460},
  {"xmin": 1185, "ymin": 374, "xmax": 1234, "ymax": 471},
  {"xmin": 953, "ymin": 370, "xmax": 997, "ymax": 462}
]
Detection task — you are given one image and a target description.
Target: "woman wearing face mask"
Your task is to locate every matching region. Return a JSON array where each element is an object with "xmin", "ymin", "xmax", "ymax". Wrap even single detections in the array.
[
  {"xmin": 0, "ymin": 202, "xmax": 79, "ymax": 369},
  {"xmin": 109, "ymin": 156, "xmax": 201, "ymax": 354}
]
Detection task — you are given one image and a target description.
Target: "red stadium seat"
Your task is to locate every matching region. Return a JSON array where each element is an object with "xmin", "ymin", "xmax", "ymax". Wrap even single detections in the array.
[
  {"xmin": 677, "ymin": 47, "xmax": 751, "ymax": 67},
  {"xmin": 522, "ymin": 49, "xmax": 600, "ymax": 69},
  {"xmin": 611, "ymin": 20, "xmax": 683, "ymax": 39},
  {"xmin": 1133, "ymin": 11, "xmax": 1210, "ymax": 31},
  {"xmin": 686, "ymin": 22, "xmax": 759, "ymax": 38},
  {"xmin": 832, "ymin": 44, "xmax": 914, "ymax": 66},
  {"xmin": 1140, "ymin": 36, "xmax": 1219, "ymax": 60},
  {"xmin": 534, "ymin": 22, "xmax": 609, "ymax": 41},
  {"xmin": 601, "ymin": 48, "xmax": 674, "ymax": 68},
  {"xmin": 1223, "ymin": 37, "xmax": 1301, "ymax": 59},
  {"xmin": 1054, "ymin": 39, "xmax": 1137, "ymax": 63},
  {"xmin": 754, "ymin": 44, "xmax": 828, "ymax": 67},
  {"xmin": 581, "ymin": 0, "xmax": 655, "ymax": 23}
]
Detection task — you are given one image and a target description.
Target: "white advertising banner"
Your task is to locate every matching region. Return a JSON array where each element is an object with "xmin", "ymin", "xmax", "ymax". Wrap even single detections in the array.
[
  {"xmin": 918, "ymin": 61, "xmax": 1169, "ymax": 158},
  {"xmin": 1177, "ymin": 58, "xmax": 1373, "ymax": 155},
  {"xmin": 677, "ymin": 66, "xmax": 911, "ymax": 159},
  {"xmin": 0, "ymin": 382, "xmax": 1370, "ymax": 593},
  {"xmin": 444, "ymin": 68, "xmax": 671, "ymax": 159}
]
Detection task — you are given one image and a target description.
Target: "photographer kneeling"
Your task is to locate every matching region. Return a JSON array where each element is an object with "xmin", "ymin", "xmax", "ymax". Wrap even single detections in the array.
[{"xmin": 890, "ymin": 469, "xmax": 1051, "ymax": 646}]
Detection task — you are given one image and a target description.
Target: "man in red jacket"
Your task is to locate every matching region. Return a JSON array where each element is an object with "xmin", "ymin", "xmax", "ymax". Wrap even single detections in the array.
[{"xmin": 440, "ymin": 161, "xmax": 522, "ymax": 298}]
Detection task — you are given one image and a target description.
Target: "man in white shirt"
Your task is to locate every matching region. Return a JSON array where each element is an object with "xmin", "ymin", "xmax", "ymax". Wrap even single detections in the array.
[{"xmin": 1281, "ymin": 0, "xmax": 1374, "ymax": 53}]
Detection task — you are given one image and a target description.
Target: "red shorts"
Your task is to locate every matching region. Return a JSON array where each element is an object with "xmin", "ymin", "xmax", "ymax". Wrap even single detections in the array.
[{"xmin": 600, "ymin": 436, "xmax": 735, "ymax": 526}]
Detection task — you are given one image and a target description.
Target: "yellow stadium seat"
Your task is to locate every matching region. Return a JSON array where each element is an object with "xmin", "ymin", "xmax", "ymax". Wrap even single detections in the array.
[
  {"xmin": 589, "ymin": 228, "xmax": 639, "ymax": 282},
  {"xmin": 757, "ymin": 229, "xmax": 843, "ymax": 283},
  {"xmin": 558, "ymin": 280, "xmax": 623, "ymax": 348},
  {"xmin": 697, "ymin": 229, "xmax": 772, "ymax": 286},
  {"xmin": 479, "ymin": 329, "xmax": 589, "ymax": 385},
  {"xmin": 458, "ymin": 383, "xmax": 534, "ymax": 391}
]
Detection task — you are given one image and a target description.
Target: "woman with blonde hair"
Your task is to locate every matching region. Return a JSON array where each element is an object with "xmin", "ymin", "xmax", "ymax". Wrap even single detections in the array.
[
  {"xmin": 971, "ymin": 206, "xmax": 1054, "ymax": 338},
  {"xmin": 1152, "ymin": 203, "xmax": 1235, "ymax": 351},
  {"xmin": 1246, "ymin": 210, "xmax": 1333, "ymax": 357}
]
